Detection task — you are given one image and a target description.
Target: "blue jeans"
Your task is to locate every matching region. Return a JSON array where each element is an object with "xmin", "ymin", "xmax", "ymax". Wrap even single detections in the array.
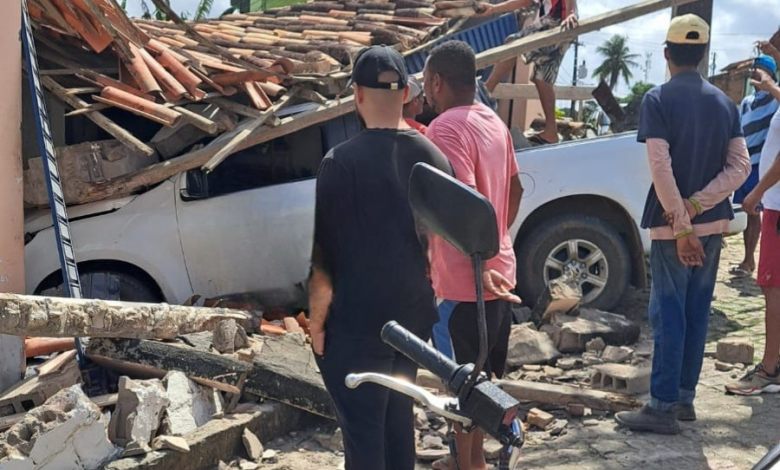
[{"xmin": 648, "ymin": 235, "xmax": 722, "ymax": 411}]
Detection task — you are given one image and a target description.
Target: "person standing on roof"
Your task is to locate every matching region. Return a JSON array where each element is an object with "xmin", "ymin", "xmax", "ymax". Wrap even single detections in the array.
[
  {"xmin": 308, "ymin": 45, "xmax": 452, "ymax": 470},
  {"xmin": 423, "ymin": 40, "xmax": 523, "ymax": 470},
  {"xmin": 403, "ymin": 76, "xmax": 428, "ymax": 134},
  {"xmin": 614, "ymin": 15, "xmax": 750, "ymax": 435},
  {"xmin": 476, "ymin": 0, "xmax": 578, "ymax": 145},
  {"xmin": 730, "ymin": 55, "xmax": 779, "ymax": 279}
]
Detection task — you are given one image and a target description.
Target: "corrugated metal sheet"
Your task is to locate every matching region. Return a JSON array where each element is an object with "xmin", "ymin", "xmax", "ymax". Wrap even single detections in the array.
[{"xmin": 404, "ymin": 14, "xmax": 519, "ymax": 75}]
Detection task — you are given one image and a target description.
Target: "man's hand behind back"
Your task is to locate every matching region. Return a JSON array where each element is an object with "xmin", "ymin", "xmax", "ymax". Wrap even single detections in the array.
[
  {"xmin": 676, "ymin": 234, "xmax": 706, "ymax": 267},
  {"xmin": 483, "ymin": 269, "xmax": 522, "ymax": 303}
]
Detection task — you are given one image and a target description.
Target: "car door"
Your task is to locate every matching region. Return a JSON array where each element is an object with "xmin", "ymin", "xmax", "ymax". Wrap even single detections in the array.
[{"xmin": 175, "ymin": 115, "xmax": 359, "ymax": 308}]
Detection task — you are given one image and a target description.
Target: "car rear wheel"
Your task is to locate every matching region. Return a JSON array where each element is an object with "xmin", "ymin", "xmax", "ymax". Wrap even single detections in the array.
[
  {"xmin": 516, "ymin": 214, "xmax": 630, "ymax": 311},
  {"xmin": 38, "ymin": 270, "xmax": 162, "ymax": 303}
]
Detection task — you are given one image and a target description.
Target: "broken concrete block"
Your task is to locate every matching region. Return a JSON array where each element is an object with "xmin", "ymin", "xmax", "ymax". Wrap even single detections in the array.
[
  {"xmin": 239, "ymin": 461, "xmax": 259, "ymax": 470},
  {"xmin": 585, "ymin": 338, "xmax": 606, "ymax": 353},
  {"xmin": 547, "ymin": 419, "xmax": 568, "ymax": 436},
  {"xmin": 213, "ymin": 320, "xmax": 239, "ymax": 354},
  {"xmin": 716, "ymin": 338, "xmax": 755, "ymax": 365},
  {"xmin": 483, "ymin": 437, "xmax": 503, "ymax": 459},
  {"xmin": 566, "ymin": 403, "xmax": 585, "ymax": 417},
  {"xmin": 422, "ymin": 435, "xmax": 444, "ymax": 450},
  {"xmin": 601, "ymin": 346, "xmax": 634, "ymax": 364},
  {"xmin": 547, "ymin": 309, "xmax": 640, "ymax": 353},
  {"xmin": 162, "ymin": 371, "xmax": 220, "ymax": 436},
  {"xmin": 591, "ymin": 364, "xmax": 651, "ymax": 395},
  {"xmin": 556, "ymin": 357, "xmax": 583, "ymax": 371},
  {"xmin": 530, "ymin": 273, "xmax": 582, "ymax": 326},
  {"xmin": 416, "ymin": 448, "xmax": 449, "ymax": 461},
  {"xmin": 152, "ymin": 436, "xmax": 190, "ymax": 453},
  {"xmin": 109, "ymin": 376, "xmax": 169, "ymax": 454},
  {"xmin": 526, "ymin": 408, "xmax": 555, "ymax": 429},
  {"xmin": 243, "ymin": 429, "xmax": 263, "ymax": 461},
  {"xmin": 1, "ymin": 385, "xmax": 119, "ymax": 470},
  {"xmin": 715, "ymin": 360, "xmax": 738, "ymax": 372},
  {"xmin": 506, "ymin": 323, "xmax": 562, "ymax": 367},
  {"xmin": 413, "ymin": 407, "xmax": 429, "ymax": 430}
]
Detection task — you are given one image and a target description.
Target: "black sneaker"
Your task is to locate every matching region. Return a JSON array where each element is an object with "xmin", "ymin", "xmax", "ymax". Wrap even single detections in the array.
[
  {"xmin": 674, "ymin": 404, "xmax": 696, "ymax": 421},
  {"xmin": 615, "ymin": 404, "xmax": 681, "ymax": 435}
]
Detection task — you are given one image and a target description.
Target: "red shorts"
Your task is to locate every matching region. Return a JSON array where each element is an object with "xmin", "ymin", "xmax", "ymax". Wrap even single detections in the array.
[{"xmin": 758, "ymin": 209, "xmax": 780, "ymax": 288}]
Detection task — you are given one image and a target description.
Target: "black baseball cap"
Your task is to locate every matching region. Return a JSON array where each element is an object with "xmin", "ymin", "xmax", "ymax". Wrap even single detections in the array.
[{"xmin": 347, "ymin": 45, "xmax": 408, "ymax": 90}]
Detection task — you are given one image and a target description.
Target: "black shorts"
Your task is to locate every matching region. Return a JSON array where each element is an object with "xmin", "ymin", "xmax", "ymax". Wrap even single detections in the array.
[{"xmin": 432, "ymin": 299, "xmax": 512, "ymax": 379}]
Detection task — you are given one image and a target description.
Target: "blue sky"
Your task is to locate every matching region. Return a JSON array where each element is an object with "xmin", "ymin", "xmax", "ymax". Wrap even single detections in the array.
[{"xmin": 124, "ymin": 0, "xmax": 780, "ymax": 97}]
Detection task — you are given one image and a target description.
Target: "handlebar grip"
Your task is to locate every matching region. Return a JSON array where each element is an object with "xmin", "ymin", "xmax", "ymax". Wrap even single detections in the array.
[{"xmin": 381, "ymin": 321, "xmax": 459, "ymax": 384}]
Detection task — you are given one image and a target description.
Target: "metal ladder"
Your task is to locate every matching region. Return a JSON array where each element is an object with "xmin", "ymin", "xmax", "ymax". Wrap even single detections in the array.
[{"xmin": 21, "ymin": 0, "xmax": 86, "ymax": 365}]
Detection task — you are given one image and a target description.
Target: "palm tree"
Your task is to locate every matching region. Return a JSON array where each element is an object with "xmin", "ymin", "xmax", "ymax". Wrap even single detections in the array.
[
  {"xmin": 133, "ymin": 0, "xmax": 215, "ymax": 20},
  {"xmin": 592, "ymin": 35, "xmax": 640, "ymax": 90}
]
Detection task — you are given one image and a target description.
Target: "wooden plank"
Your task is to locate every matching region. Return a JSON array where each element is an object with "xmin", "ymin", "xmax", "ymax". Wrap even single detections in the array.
[
  {"xmin": 74, "ymin": 96, "xmax": 350, "ymax": 204},
  {"xmin": 497, "ymin": 379, "xmax": 641, "ymax": 412},
  {"xmin": 86, "ymin": 338, "xmax": 251, "ymax": 395},
  {"xmin": 41, "ymin": 76, "xmax": 155, "ymax": 156},
  {"xmin": 475, "ymin": 0, "xmax": 701, "ymax": 69},
  {"xmin": 492, "ymin": 84, "xmax": 596, "ymax": 101},
  {"xmin": 202, "ymin": 95, "xmax": 291, "ymax": 172},
  {"xmin": 0, "ymin": 293, "xmax": 250, "ymax": 339}
]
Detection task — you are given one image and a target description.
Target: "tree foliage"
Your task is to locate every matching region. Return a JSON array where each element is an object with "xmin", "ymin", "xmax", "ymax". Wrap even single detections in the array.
[{"xmin": 592, "ymin": 35, "xmax": 640, "ymax": 90}]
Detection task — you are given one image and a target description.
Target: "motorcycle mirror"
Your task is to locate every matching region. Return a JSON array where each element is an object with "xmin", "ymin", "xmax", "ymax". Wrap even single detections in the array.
[{"xmin": 409, "ymin": 163, "xmax": 499, "ymax": 261}]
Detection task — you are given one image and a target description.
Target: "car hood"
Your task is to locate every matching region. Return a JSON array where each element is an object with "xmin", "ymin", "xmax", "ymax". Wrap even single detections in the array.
[{"xmin": 25, "ymin": 196, "xmax": 137, "ymax": 234}]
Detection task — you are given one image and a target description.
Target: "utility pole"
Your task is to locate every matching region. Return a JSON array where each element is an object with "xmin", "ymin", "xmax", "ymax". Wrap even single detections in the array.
[
  {"xmin": 644, "ymin": 52, "xmax": 653, "ymax": 83},
  {"xmin": 710, "ymin": 52, "xmax": 717, "ymax": 77},
  {"xmin": 570, "ymin": 40, "xmax": 583, "ymax": 119},
  {"xmin": 0, "ymin": 1, "xmax": 26, "ymax": 393},
  {"xmin": 671, "ymin": 0, "xmax": 714, "ymax": 77}
]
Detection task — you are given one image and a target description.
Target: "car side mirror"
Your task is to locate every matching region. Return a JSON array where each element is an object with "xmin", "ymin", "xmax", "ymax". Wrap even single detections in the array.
[
  {"xmin": 181, "ymin": 168, "xmax": 209, "ymax": 201},
  {"xmin": 409, "ymin": 163, "xmax": 499, "ymax": 261}
]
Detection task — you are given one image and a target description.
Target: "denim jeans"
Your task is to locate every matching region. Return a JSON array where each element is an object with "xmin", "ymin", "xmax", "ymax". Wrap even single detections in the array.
[{"xmin": 648, "ymin": 235, "xmax": 722, "ymax": 411}]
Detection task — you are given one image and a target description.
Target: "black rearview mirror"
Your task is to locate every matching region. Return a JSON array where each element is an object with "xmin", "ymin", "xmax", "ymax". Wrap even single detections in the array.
[{"xmin": 409, "ymin": 163, "xmax": 499, "ymax": 260}]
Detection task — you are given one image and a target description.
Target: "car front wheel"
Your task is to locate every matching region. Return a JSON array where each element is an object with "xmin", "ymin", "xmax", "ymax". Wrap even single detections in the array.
[{"xmin": 516, "ymin": 214, "xmax": 631, "ymax": 312}]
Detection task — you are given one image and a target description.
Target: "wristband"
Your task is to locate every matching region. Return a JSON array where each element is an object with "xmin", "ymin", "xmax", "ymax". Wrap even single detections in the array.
[
  {"xmin": 688, "ymin": 198, "xmax": 702, "ymax": 215},
  {"xmin": 675, "ymin": 228, "xmax": 693, "ymax": 239}
]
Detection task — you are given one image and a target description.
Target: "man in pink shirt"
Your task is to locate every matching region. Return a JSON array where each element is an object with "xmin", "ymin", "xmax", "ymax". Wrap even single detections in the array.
[{"xmin": 423, "ymin": 40, "xmax": 523, "ymax": 470}]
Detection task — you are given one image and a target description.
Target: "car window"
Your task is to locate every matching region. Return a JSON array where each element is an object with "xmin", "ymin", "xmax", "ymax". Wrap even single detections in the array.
[
  {"xmin": 204, "ymin": 123, "xmax": 324, "ymax": 197},
  {"xmin": 193, "ymin": 114, "xmax": 362, "ymax": 199}
]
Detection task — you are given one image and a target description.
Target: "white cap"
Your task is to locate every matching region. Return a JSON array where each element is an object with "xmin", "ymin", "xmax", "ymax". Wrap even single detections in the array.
[{"xmin": 404, "ymin": 76, "xmax": 423, "ymax": 104}]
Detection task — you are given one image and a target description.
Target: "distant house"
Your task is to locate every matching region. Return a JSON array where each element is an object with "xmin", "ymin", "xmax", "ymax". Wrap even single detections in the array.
[{"xmin": 709, "ymin": 58, "xmax": 753, "ymax": 105}]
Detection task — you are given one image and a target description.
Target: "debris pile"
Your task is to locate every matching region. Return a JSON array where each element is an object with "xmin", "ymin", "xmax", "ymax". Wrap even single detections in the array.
[{"xmin": 23, "ymin": 0, "xmax": 474, "ymax": 209}]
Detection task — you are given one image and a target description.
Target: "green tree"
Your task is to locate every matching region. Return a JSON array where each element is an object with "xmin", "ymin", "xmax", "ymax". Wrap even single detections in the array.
[
  {"xmin": 620, "ymin": 81, "xmax": 656, "ymax": 104},
  {"xmin": 592, "ymin": 35, "xmax": 640, "ymax": 90}
]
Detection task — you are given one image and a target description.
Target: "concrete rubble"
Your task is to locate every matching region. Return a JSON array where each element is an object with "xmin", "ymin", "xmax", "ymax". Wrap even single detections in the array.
[
  {"xmin": 543, "ymin": 309, "xmax": 640, "ymax": 353},
  {"xmin": 0, "ymin": 385, "xmax": 119, "ymax": 470},
  {"xmin": 506, "ymin": 323, "xmax": 562, "ymax": 367},
  {"xmin": 162, "ymin": 371, "xmax": 223, "ymax": 436},
  {"xmin": 109, "ymin": 376, "xmax": 169, "ymax": 455},
  {"xmin": 716, "ymin": 338, "xmax": 755, "ymax": 365}
]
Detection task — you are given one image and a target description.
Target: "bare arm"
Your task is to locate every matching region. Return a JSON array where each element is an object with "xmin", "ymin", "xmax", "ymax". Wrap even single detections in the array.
[
  {"xmin": 308, "ymin": 247, "xmax": 332, "ymax": 355},
  {"xmin": 743, "ymin": 150, "xmax": 780, "ymax": 215},
  {"xmin": 752, "ymin": 69, "xmax": 780, "ymax": 103},
  {"xmin": 689, "ymin": 138, "xmax": 751, "ymax": 213},
  {"xmin": 508, "ymin": 173, "xmax": 523, "ymax": 227},
  {"xmin": 477, "ymin": 0, "xmax": 533, "ymax": 17}
]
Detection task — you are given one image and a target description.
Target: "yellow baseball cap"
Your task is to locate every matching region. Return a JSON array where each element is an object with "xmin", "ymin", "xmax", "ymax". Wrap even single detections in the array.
[{"xmin": 666, "ymin": 14, "xmax": 709, "ymax": 45}]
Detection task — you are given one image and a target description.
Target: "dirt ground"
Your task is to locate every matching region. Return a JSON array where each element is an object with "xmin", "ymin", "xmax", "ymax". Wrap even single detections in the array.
[{"xmin": 249, "ymin": 237, "xmax": 780, "ymax": 470}]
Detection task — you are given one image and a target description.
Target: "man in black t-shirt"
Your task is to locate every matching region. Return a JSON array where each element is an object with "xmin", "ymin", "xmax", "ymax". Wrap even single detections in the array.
[{"xmin": 308, "ymin": 46, "xmax": 452, "ymax": 470}]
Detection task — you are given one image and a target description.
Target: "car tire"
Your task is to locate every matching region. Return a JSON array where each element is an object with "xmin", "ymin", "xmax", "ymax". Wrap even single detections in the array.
[
  {"xmin": 39, "ymin": 270, "xmax": 162, "ymax": 303},
  {"xmin": 516, "ymin": 214, "xmax": 630, "ymax": 312}
]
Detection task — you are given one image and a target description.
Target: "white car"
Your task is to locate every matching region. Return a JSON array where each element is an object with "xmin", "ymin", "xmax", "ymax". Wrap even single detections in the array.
[{"xmin": 24, "ymin": 116, "xmax": 747, "ymax": 311}]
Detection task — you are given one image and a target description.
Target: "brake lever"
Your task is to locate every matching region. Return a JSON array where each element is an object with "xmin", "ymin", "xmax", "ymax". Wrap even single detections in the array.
[{"xmin": 345, "ymin": 372, "xmax": 472, "ymax": 427}]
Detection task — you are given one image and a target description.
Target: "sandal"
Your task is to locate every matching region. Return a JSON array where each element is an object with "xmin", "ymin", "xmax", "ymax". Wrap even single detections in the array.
[{"xmin": 728, "ymin": 265, "xmax": 754, "ymax": 279}]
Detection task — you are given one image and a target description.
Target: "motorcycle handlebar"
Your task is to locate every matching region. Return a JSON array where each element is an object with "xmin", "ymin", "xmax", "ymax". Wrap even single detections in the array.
[{"xmin": 381, "ymin": 321, "xmax": 459, "ymax": 385}]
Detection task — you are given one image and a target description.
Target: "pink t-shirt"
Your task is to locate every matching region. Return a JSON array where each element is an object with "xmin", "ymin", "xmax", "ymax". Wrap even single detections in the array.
[{"xmin": 426, "ymin": 103, "xmax": 519, "ymax": 302}]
